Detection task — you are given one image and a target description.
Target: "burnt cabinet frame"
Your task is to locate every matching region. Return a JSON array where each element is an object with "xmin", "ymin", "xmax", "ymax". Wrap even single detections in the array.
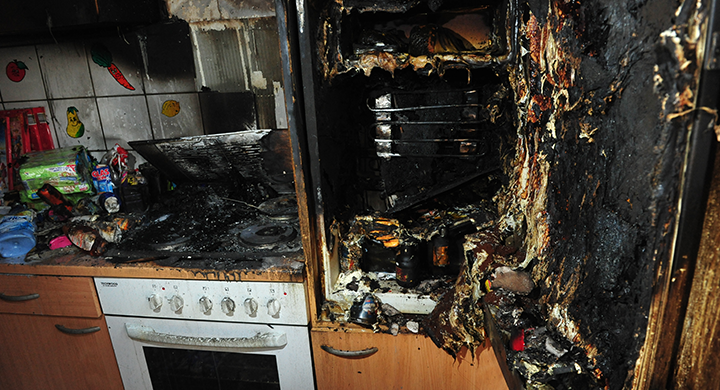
[
  {"xmin": 276, "ymin": 0, "xmax": 323, "ymax": 323},
  {"xmin": 635, "ymin": 0, "xmax": 720, "ymax": 387},
  {"xmin": 283, "ymin": 0, "xmax": 522, "ymax": 317},
  {"xmin": 277, "ymin": 0, "xmax": 523, "ymax": 387},
  {"xmin": 278, "ymin": 0, "xmax": 720, "ymax": 387}
]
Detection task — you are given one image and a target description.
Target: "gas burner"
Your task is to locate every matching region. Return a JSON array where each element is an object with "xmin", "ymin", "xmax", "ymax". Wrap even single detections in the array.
[
  {"xmin": 149, "ymin": 236, "xmax": 191, "ymax": 251},
  {"xmin": 239, "ymin": 222, "xmax": 297, "ymax": 248},
  {"xmin": 258, "ymin": 196, "xmax": 299, "ymax": 221}
]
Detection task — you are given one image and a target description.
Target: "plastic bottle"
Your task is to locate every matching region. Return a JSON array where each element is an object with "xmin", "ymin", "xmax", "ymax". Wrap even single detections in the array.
[{"xmin": 0, "ymin": 209, "xmax": 37, "ymax": 261}]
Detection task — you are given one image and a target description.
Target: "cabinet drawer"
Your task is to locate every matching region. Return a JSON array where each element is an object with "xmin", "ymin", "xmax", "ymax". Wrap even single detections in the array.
[
  {"xmin": 0, "ymin": 313, "xmax": 123, "ymax": 390},
  {"xmin": 312, "ymin": 329, "xmax": 509, "ymax": 390},
  {"xmin": 0, "ymin": 274, "xmax": 101, "ymax": 318}
]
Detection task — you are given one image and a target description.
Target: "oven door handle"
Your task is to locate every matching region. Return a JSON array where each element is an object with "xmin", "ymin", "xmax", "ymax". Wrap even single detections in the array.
[{"xmin": 124, "ymin": 323, "xmax": 288, "ymax": 349}]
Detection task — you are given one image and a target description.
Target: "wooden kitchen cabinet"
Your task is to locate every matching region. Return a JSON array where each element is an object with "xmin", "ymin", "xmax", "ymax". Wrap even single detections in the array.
[
  {"xmin": 312, "ymin": 329, "xmax": 510, "ymax": 390},
  {"xmin": 0, "ymin": 274, "xmax": 123, "ymax": 390}
]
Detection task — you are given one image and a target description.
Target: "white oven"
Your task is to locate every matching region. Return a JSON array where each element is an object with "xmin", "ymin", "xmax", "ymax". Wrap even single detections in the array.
[{"xmin": 95, "ymin": 277, "xmax": 315, "ymax": 390}]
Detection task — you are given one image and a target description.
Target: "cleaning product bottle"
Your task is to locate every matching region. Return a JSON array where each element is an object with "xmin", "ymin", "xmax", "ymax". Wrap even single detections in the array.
[{"xmin": 0, "ymin": 208, "xmax": 37, "ymax": 262}]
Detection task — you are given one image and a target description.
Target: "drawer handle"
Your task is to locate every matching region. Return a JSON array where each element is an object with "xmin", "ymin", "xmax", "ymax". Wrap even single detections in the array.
[
  {"xmin": 55, "ymin": 324, "xmax": 101, "ymax": 335},
  {"xmin": 321, "ymin": 345, "xmax": 378, "ymax": 358},
  {"xmin": 0, "ymin": 292, "xmax": 40, "ymax": 302}
]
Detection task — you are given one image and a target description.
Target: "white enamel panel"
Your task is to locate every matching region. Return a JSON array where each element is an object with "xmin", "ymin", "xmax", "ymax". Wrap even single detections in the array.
[
  {"xmin": 95, "ymin": 278, "xmax": 309, "ymax": 325},
  {"xmin": 105, "ymin": 315, "xmax": 314, "ymax": 390}
]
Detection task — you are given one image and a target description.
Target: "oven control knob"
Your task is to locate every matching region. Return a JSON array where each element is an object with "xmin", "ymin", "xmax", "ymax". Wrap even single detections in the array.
[
  {"xmin": 199, "ymin": 296, "xmax": 213, "ymax": 314},
  {"xmin": 243, "ymin": 298, "xmax": 258, "ymax": 317},
  {"xmin": 169, "ymin": 295, "xmax": 184, "ymax": 313},
  {"xmin": 267, "ymin": 298, "xmax": 281, "ymax": 318},
  {"xmin": 148, "ymin": 294, "xmax": 163, "ymax": 311},
  {"xmin": 221, "ymin": 297, "xmax": 236, "ymax": 315}
]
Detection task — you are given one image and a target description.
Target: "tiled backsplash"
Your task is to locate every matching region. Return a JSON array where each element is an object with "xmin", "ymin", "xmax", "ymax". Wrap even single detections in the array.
[{"xmin": 0, "ymin": 18, "xmax": 286, "ymax": 164}]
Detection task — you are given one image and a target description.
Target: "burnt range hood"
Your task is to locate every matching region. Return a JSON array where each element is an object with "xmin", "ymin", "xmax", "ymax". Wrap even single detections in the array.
[
  {"xmin": 129, "ymin": 130, "xmax": 294, "ymax": 194},
  {"xmin": 286, "ymin": 0, "xmax": 720, "ymax": 388}
]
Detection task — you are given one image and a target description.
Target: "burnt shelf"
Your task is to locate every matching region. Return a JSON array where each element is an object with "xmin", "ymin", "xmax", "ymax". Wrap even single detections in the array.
[
  {"xmin": 317, "ymin": 0, "xmax": 517, "ymax": 80},
  {"xmin": 310, "ymin": 66, "xmax": 515, "ymax": 220}
]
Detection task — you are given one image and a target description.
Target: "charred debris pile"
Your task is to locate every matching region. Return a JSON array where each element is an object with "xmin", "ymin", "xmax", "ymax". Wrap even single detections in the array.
[
  {"xmin": 305, "ymin": 0, "xmax": 706, "ymax": 387},
  {"xmin": 116, "ymin": 182, "xmax": 303, "ymax": 266},
  {"xmin": 30, "ymin": 171, "xmax": 304, "ymax": 271}
]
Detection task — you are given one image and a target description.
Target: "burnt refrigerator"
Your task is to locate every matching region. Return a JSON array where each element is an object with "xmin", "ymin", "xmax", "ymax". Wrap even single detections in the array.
[{"xmin": 282, "ymin": 0, "xmax": 720, "ymax": 388}]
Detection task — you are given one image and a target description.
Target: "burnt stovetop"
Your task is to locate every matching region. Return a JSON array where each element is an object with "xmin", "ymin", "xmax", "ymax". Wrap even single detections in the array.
[{"xmin": 108, "ymin": 183, "xmax": 304, "ymax": 271}]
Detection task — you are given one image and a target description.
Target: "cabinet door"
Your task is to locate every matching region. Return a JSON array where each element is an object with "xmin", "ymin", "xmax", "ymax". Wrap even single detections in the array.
[
  {"xmin": 0, "ymin": 274, "xmax": 101, "ymax": 318},
  {"xmin": 0, "ymin": 313, "xmax": 123, "ymax": 390},
  {"xmin": 312, "ymin": 330, "xmax": 509, "ymax": 390}
]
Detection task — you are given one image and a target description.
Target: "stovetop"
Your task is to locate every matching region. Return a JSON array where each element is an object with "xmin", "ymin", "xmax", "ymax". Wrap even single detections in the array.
[{"xmin": 109, "ymin": 183, "xmax": 304, "ymax": 268}]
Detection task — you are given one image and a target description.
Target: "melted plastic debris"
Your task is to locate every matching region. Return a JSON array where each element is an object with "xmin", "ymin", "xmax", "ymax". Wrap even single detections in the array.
[{"xmin": 328, "ymin": 270, "xmax": 381, "ymax": 311}]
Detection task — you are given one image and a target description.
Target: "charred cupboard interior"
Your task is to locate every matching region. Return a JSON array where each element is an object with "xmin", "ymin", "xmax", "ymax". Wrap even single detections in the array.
[
  {"xmin": 287, "ymin": 0, "xmax": 720, "ymax": 388},
  {"xmin": 303, "ymin": 0, "xmax": 518, "ymax": 286}
]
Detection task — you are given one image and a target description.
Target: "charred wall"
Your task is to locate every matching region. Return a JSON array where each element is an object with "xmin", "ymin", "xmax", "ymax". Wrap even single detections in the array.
[
  {"xmin": 499, "ymin": 0, "xmax": 708, "ymax": 388},
  {"xmin": 296, "ymin": 0, "xmax": 710, "ymax": 387}
]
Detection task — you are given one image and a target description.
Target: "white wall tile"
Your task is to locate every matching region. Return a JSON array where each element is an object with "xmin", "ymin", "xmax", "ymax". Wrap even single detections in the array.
[
  {"xmin": 147, "ymin": 93, "xmax": 204, "ymax": 139},
  {"xmin": 0, "ymin": 46, "xmax": 46, "ymax": 102},
  {"xmin": 2, "ymin": 100, "xmax": 60, "ymax": 149},
  {"xmin": 218, "ymin": 0, "xmax": 275, "ymax": 19},
  {"xmin": 140, "ymin": 23, "xmax": 197, "ymax": 94},
  {"xmin": 50, "ymin": 98, "xmax": 106, "ymax": 150},
  {"xmin": 88, "ymin": 40, "xmax": 144, "ymax": 96},
  {"xmin": 97, "ymin": 96, "xmax": 152, "ymax": 150},
  {"xmin": 37, "ymin": 42, "xmax": 94, "ymax": 99},
  {"xmin": 144, "ymin": 74, "xmax": 197, "ymax": 95},
  {"xmin": 168, "ymin": 0, "xmax": 222, "ymax": 22}
]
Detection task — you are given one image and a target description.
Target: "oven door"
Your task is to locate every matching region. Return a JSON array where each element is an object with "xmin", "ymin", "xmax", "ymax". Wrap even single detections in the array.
[{"xmin": 105, "ymin": 316, "xmax": 315, "ymax": 390}]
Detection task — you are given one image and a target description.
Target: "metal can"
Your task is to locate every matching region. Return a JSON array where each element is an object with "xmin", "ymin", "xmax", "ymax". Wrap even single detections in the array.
[
  {"xmin": 349, "ymin": 293, "xmax": 379, "ymax": 327},
  {"xmin": 98, "ymin": 192, "xmax": 121, "ymax": 214},
  {"xmin": 65, "ymin": 224, "xmax": 108, "ymax": 256}
]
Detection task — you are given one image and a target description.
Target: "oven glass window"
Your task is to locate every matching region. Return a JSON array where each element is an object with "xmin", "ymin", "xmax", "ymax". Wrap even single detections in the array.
[{"xmin": 143, "ymin": 347, "xmax": 281, "ymax": 390}]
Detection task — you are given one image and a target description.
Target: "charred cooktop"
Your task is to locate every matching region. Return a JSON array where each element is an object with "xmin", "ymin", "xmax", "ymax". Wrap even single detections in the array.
[
  {"xmin": 113, "ymin": 131, "xmax": 304, "ymax": 270},
  {"xmin": 110, "ymin": 184, "xmax": 303, "ymax": 269}
]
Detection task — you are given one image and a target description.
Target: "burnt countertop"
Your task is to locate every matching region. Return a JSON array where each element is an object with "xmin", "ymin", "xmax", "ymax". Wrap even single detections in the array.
[
  {"xmin": 0, "ymin": 182, "xmax": 308, "ymax": 282},
  {"xmin": 0, "ymin": 244, "xmax": 306, "ymax": 282}
]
